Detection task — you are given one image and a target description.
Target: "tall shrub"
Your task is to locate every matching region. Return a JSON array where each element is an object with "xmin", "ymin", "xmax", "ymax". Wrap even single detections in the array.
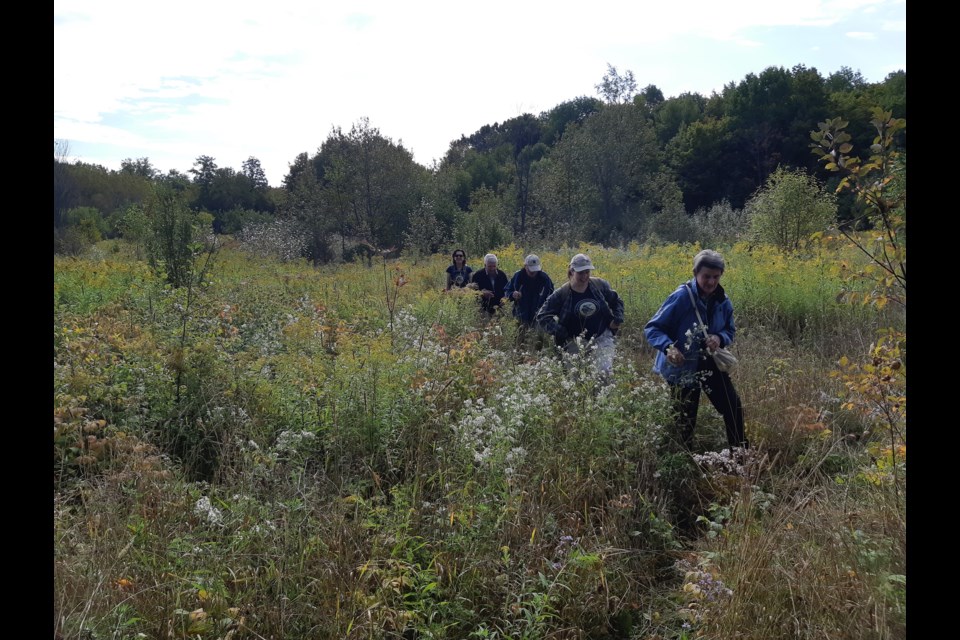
[{"xmin": 745, "ymin": 167, "xmax": 837, "ymax": 250}]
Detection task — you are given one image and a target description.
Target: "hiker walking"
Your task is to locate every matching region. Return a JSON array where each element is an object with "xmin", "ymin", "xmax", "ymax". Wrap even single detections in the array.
[
  {"xmin": 445, "ymin": 248, "xmax": 473, "ymax": 290},
  {"xmin": 644, "ymin": 249, "xmax": 748, "ymax": 450},
  {"xmin": 536, "ymin": 253, "xmax": 623, "ymax": 378},
  {"xmin": 504, "ymin": 254, "xmax": 554, "ymax": 345},
  {"xmin": 470, "ymin": 253, "xmax": 509, "ymax": 316}
]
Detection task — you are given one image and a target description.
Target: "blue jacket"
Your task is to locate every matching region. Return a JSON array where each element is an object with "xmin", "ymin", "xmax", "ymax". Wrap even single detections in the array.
[
  {"xmin": 644, "ymin": 278, "xmax": 735, "ymax": 385},
  {"xmin": 504, "ymin": 269, "xmax": 554, "ymax": 323}
]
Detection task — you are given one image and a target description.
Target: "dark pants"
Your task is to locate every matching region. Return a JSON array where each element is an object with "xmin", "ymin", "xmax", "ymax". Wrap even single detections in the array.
[{"xmin": 672, "ymin": 355, "xmax": 747, "ymax": 449}]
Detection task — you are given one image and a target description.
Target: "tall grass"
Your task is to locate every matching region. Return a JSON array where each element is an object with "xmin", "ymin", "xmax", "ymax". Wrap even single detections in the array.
[{"xmin": 54, "ymin": 239, "xmax": 904, "ymax": 639}]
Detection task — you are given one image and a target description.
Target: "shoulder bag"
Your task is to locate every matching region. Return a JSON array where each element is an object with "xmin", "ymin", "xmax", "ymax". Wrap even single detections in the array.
[{"xmin": 684, "ymin": 284, "xmax": 738, "ymax": 373}]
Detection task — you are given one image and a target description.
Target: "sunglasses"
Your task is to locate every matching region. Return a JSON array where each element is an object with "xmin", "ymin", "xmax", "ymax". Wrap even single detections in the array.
[{"xmin": 454, "ymin": 254, "xmax": 465, "ymax": 258}]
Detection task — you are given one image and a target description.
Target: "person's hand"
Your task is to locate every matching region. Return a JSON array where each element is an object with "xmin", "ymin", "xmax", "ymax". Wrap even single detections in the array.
[
  {"xmin": 666, "ymin": 345, "xmax": 685, "ymax": 366},
  {"xmin": 512, "ymin": 291, "xmax": 522, "ymax": 300},
  {"xmin": 705, "ymin": 333, "xmax": 721, "ymax": 352},
  {"xmin": 481, "ymin": 289, "xmax": 493, "ymax": 299},
  {"xmin": 609, "ymin": 320, "xmax": 621, "ymax": 335}
]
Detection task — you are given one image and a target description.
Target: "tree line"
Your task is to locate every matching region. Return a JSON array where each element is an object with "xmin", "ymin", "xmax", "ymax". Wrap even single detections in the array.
[{"xmin": 54, "ymin": 63, "xmax": 905, "ymax": 260}]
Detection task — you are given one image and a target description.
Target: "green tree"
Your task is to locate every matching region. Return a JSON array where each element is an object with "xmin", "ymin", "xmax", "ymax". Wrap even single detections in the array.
[
  {"xmin": 653, "ymin": 92, "xmax": 706, "ymax": 144},
  {"xmin": 454, "ymin": 186, "xmax": 513, "ymax": 258},
  {"xmin": 721, "ymin": 65, "xmax": 829, "ymax": 203},
  {"xmin": 540, "ymin": 103, "xmax": 681, "ymax": 242},
  {"xmin": 158, "ymin": 169, "xmax": 193, "ymax": 193},
  {"xmin": 825, "ymin": 66, "xmax": 867, "ymax": 93},
  {"xmin": 54, "ymin": 139, "xmax": 72, "ymax": 229},
  {"xmin": 189, "ymin": 155, "xmax": 218, "ymax": 189},
  {"xmin": 316, "ymin": 119, "xmax": 429, "ymax": 251},
  {"xmin": 638, "ymin": 83, "xmax": 665, "ymax": 109},
  {"xmin": 146, "ymin": 184, "xmax": 213, "ymax": 287},
  {"xmin": 120, "ymin": 157, "xmax": 158, "ymax": 180},
  {"xmin": 402, "ymin": 198, "xmax": 448, "ymax": 261},
  {"xmin": 501, "ymin": 113, "xmax": 547, "ymax": 233},
  {"xmin": 280, "ymin": 157, "xmax": 333, "ymax": 265},
  {"xmin": 595, "ymin": 63, "xmax": 637, "ymax": 104},
  {"xmin": 528, "ymin": 141, "xmax": 588, "ymax": 243},
  {"xmin": 666, "ymin": 116, "xmax": 738, "ymax": 211},
  {"xmin": 745, "ymin": 166, "xmax": 837, "ymax": 251},
  {"xmin": 241, "ymin": 156, "xmax": 269, "ymax": 190},
  {"xmin": 62, "ymin": 206, "xmax": 109, "ymax": 243},
  {"xmin": 188, "ymin": 156, "xmax": 275, "ymax": 230},
  {"xmin": 540, "ymin": 96, "xmax": 602, "ymax": 144},
  {"xmin": 810, "ymin": 108, "xmax": 905, "ymax": 306}
]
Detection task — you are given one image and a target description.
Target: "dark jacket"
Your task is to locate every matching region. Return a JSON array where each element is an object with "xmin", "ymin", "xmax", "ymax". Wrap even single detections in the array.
[
  {"xmin": 644, "ymin": 278, "xmax": 735, "ymax": 385},
  {"xmin": 471, "ymin": 268, "xmax": 509, "ymax": 313},
  {"xmin": 503, "ymin": 269, "xmax": 554, "ymax": 323},
  {"xmin": 535, "ymin": 277, "xmax": 624, "ymax": 344}
]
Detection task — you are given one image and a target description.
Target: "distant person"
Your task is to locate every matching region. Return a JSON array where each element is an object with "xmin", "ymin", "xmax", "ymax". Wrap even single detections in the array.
[
  {"xmin": 644, "ymin": 249, "xmax": 748, "ymax": 450},
  {"xmin": 445, "ymin": 249, "xmax": 473, "ymax": 290},
  {"xmin": 470, "ymin": 253, "xmax": 509, "ymax": 316},
  {"xmin": 504, "ymin": 254, "xmax": 554, "ymax": 334},
  {"xmin": 536, "ymin": 253, "xmax": 624, "ymax": 378}
]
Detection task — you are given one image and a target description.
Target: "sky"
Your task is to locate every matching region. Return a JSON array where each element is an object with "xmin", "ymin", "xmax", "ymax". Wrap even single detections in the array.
[{"xmin": 54, "ymin": 0, "xmax": 906, "ymax": 188}]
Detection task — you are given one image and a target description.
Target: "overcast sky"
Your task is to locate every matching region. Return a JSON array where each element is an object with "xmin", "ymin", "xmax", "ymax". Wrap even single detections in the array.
[{"xmin": 54, "ymin": 0, "xmax": 906, "ymax": 187}]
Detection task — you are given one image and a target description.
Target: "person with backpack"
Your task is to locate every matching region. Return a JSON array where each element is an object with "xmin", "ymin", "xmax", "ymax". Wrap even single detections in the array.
[
  {"xmin": 504, "ymin": 254, "xmax": 554, "ymax": 345},
  {"xmin": 535, "ymin": 253, "xmax": 623, "ymax": 377}
]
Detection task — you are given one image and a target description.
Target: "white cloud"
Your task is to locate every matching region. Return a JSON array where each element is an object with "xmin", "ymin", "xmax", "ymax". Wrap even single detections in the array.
[
  {"xmin": 846, "ymin": 31, "xmax": 878, "ymax": 40},
  {"xmin": 54, "ymin": 0, "xmax": 906, "ymax": 184}
]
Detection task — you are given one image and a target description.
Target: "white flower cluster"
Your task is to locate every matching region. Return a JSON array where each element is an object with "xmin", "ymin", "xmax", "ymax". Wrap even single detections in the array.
[
  {"xmin": 390, "ymin": 309, "xmax": 447, "ymax": 366},
  {"xmin": 239, "ymin": 320, "xmax": 283, "ymax": 357},
  {"xmin": 684, "ymin": 322, "xmax": 708, "ymax": 351},
  {"xmin": 194, "ymin": 495, "xmax": 223, "ymax": 526},
  {"xmin": 452, "ymin": 398, "xmax": 507, "ymax": 465},
  {"xmin": 691, "ymin": 447, "xmax": 753, "ymax": 478},
  {"xmin": 206, "ymin": 405, "xmax": 251, "ymax": 427},
  {"xmin": 236, "ymin": 218, "xmax": 309, "ymax": 262},
  {"xmin": 273, "ymin": 429, "xmax": 317, "ymax": 454},
  {"xmin": 451, "ymin": 358, "xmax": 561, "ymax": 477}
]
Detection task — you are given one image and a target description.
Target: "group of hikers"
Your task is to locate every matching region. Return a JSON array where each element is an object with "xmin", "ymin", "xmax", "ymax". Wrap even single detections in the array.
[{"xmin": 444, "ymin": 249, "xmax": 748, "ymax": 451}]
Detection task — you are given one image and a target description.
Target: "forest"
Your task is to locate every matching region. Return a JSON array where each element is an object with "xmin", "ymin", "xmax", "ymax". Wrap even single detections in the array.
[{"xmin": 53, "ymin": 64, "xmax": 905, "ymax": 260}]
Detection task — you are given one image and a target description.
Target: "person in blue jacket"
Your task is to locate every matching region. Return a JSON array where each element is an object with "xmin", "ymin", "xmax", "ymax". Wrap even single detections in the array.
[
  {"xmin": 504, "ymin": 254, "xmax": 554, "ymax": 344},
  {"xmin": 503, "ymin": 253, "xmax": 553, "ymax": 350},
  {"xmin": 644, "ymin": 249, "xmax": 747, "ymax": 450}
]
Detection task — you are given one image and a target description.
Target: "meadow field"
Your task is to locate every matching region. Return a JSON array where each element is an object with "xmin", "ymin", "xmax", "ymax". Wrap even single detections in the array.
[{"xmin": 54, "ymin": 239, "xmax": 905, "ymax": 639}]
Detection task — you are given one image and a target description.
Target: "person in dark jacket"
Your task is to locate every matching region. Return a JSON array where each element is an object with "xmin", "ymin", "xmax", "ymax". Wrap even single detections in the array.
[
  {"xmin": 536, "ymin": 253, "xmax": 623, "ymax": 377},
  {"xmin": 644, "ymin": 249, "xmax": 747, "ymax": 450},
  {"xmin": 445, "ymin": 249, "xmax": 473, "ymax": 290},
  {"xmin": 505, "ymin": 254, "xmax": 554, "ymax": 348},
  {"xmin": 505, "ymin": 254, "xmax": 554, "ymax": 323},
  {"xmin": 470, "ymin": 253, "xmax": 509, "ymax": 316}
]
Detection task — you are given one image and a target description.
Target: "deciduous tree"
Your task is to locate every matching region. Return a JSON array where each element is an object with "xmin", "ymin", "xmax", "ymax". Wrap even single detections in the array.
[
  {"xmin": 595, "ymin": 63, "xmax": 637, "ymax": 104},
  {"xmin": 745, "ymin": 166, "xmax": 836, "ymax": 251}
]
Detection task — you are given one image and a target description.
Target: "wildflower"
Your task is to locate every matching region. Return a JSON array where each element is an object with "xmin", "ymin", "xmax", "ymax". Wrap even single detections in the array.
[{"xmin": 194, "ymin": 496, "xmax": 223, "ymax": 525}]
